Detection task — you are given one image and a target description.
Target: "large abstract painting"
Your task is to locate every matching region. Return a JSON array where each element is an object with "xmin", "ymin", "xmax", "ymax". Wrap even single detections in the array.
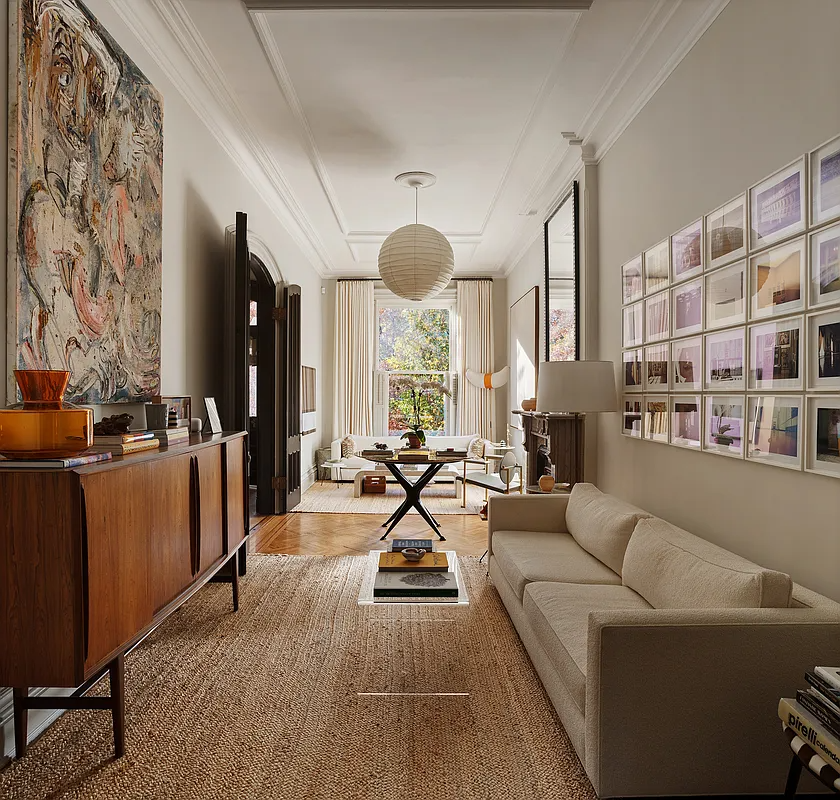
[{"xmin": 7, "ymin": 0, "xmax": 163, "ymax": 403}]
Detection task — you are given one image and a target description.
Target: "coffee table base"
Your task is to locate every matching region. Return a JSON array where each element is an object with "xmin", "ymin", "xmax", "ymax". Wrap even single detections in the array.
[{"xmin": 378, "ymin": 461, "xmax": 446, "ymax": 540}]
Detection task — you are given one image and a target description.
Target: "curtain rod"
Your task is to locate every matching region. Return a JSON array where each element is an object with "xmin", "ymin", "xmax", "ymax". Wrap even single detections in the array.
[{"xmin": 336, "ymin": 277, "xmax": 494, "ymax": 282}]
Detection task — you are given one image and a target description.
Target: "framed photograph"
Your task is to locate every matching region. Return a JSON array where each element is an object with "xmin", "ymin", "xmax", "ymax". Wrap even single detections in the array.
[
  {"xmin": 811, "ymin": 134, "xmax": 840, "ymax": 226},
  {"xmin": 643, "ymin": 239, "xmax": 670, "ymax": 295},
  {"xmin": 670, "ymin": 395, "xmax": 701, "ymax": 449},
  {"xmin": 808, "ymin": 308, "xmax": 840, "ymax": 390},
  {"xmin": 644, "ymin": 344, "xmax": 669, "ymax": 391},
  {"xmin": 806, "ymin": 396, "xmax": 840, "ymax": 478},
  {"xmin": 747, "ymin": 395, "xmax": 803, "ymax": 470},
  {"xmin": 671, "ymin": 336, "xmax": 702, "ymax": 391},
  {"xmin": 749, "ymin": 238, "xmax": 805, "ymax": 320},
  {"xmin": 809, "ymin": 222, "xmax": 840, "ymax": 309},
  {"xmin": 671, "ymin": 278, "xmax": 703, "ymax": 337},
  {"xmin": 703, "ymin": 396, "xmax": 745, "ymax": 458},
  {"xmin": 644, "ymin": 291, "xmax": 669, "ymax": 343},
  {"xmin": 706, "ymin": 193, "xmax": 746, "ymax": 269},
  {"xmin": 622, "ymin": 397, "xmax": 642, "ymax": 438},
  {"xmin": 705, "ymin": 261, "xmax": 746, "ymax": 330},
  {"xmin": 704, "ymin": 328, "xmax": 745, "ymax": 391},
  {"xmin": 623, "ymin": 302, "xmax": 643, "ymax": 348},
  {"xmin": 643, "ymin": 395, "xmax": 669, "ymax": 443},
  {"xmin": 204, "ymin": 397, "xmax": 223, "ymax": 434},
  {"xmin": 623, "ymin": 348, "xmax": 643, "ymax": 392},
  {"xmin": 748, "ymin": 316, "xmax": 803, "ymax": 391},
  {"xmin": 671, "ymin": 219, "xmax": 703, "ymax": 283},
  {"xmin": 621, "ymin": 255, "xmax": 643, "ymax": 305},
  {"xmin": 749, "ymin": 156, "xmax": 806, "ymax": 250},
  {"xmin": 154, "ymin": 395, "xmax": 192, "ymax": 425}
]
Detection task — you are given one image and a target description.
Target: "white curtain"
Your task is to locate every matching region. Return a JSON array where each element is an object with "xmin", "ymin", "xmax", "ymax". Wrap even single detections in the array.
[
  {"xmin": 334, "ymin": 281, "xmax": 375, "ymax": 437},
  {"xmin": 456, "ymin": 280, "xmax": 494, "ymax": 439}
]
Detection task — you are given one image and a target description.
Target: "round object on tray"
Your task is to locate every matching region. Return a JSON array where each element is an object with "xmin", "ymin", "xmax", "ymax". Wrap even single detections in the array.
[{"xmin": 401, "ymin": 548, "xmax": 426, "ymax": 562}]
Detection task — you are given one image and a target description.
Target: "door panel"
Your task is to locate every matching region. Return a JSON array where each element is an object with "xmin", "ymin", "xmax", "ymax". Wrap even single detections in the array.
[
  {"xmin": 196, "ymin": 447, "xmax": 224, "ymax": 575},
  {"xmin": 224, "ymin": 438, "xmax": 247, "ymax": 553},
  {"xmin": 283, "ymin": 285, "xmax": 302, "ymax": 511}
]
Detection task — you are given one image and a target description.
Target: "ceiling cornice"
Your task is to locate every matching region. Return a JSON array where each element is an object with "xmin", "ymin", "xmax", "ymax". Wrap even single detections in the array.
[
  {"xmin": 244, "ymin": 1, "xmax": 592, "ymax": 9},
  {"xmin": 106, "ymin": 0, "xmax": 335, "ymax": 276}
]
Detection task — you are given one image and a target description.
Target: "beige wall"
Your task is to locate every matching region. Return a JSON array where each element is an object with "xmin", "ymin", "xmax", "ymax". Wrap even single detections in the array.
[{"xmin": 596, "ymin": 0, "xmax": 840, "ymax": 600}]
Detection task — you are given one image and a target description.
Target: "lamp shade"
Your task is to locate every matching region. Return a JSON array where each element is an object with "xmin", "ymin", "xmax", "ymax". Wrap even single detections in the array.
[
  {"xmin": 378, "ymin": 223, "xmax": 455, "ymax": 301},
  {"xmin": 536, "ymin": 360, "xmax": 617, "ymax": 413}
]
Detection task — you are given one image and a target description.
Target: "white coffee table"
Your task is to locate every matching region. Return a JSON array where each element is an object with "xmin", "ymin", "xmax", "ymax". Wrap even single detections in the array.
[{"xmin": 357, "ymin": 549, "xmax": 469, "ymax": 606}]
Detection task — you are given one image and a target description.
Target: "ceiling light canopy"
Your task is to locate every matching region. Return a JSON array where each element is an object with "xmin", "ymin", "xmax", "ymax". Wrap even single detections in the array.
[{"xmin": 378, "ymin": 172, "xmax": 454, "ymax": 302}]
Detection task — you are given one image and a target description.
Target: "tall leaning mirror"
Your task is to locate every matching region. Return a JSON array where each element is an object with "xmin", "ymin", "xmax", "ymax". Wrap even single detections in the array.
[{"xmin": 545, "ymin": 182, "xmax": 580, "ymax": 362}]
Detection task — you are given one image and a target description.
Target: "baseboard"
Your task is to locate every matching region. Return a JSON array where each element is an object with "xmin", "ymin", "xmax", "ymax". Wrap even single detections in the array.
[
  {"xmin": 302, "ymin": 465, "xmax": 317, "ymax": 492},
  {"xmin": 0, "ymin": 686, "xmax": 76, "ymax": 762}
]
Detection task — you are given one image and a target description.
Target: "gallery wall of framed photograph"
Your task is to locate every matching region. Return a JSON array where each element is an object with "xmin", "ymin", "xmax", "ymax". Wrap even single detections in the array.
[{"xmin": 619, "ymin": 132, "xmax": 840, "ymax": 480}]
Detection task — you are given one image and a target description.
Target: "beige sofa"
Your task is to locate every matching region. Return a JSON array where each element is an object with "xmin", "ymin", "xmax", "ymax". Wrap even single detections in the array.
[{"xmin": 488, "ymin": 483, "xmax": 840, "ymax": 798}]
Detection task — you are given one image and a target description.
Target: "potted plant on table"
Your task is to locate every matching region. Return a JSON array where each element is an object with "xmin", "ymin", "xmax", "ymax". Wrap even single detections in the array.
[{"xmin": 391, "ymin": 376, "xmax": 451, "ymax": 448}]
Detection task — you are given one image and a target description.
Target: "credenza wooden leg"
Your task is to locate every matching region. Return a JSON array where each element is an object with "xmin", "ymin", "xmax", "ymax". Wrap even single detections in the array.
[
  {"xmin": 238, "ymin": 546, "xmax": 247, "ymax": 576},
  {"xmin": 13, "ymin": 688, "xmax": 28, "ymax": 759},
  {"xmin": 231, "ymin": 549, "xmax": 240, "ymax": 612},
  {"xmin": 109, "ymin": 654, "xmax": 126, "ymax": 758}
]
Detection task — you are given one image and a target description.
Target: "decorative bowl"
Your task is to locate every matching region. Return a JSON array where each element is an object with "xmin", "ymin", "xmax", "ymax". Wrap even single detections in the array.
[{"xmin": 401, "ymin": 548, "xmax": 427, "ymax": 562}]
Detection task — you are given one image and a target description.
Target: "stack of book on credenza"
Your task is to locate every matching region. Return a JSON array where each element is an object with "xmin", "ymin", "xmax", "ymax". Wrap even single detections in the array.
[
  {"xmin": 89, "ymin": 430, "xmax": 161, "ymax": 455},
  {"xmin": 779, "ymin": 665, "xmax": 840, "ymax": 766},
  {"xmin": 373, "ymin": 539, "xmax": 458, "ymax": 602},
  {"xmin": 150, "ymin": 426, "xmax": 191, "ymax": 447}
]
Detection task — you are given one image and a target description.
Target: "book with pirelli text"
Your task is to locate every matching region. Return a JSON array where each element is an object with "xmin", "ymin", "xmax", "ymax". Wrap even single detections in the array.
[{"xmin": 778, "ymin": 697, "xmax": 840, "ymax": 770}]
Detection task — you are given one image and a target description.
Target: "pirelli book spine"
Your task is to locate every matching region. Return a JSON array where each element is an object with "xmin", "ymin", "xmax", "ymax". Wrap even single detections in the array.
[{"xmin": 779, "ymin": 698, "xmax": 840, "ymax": 770}]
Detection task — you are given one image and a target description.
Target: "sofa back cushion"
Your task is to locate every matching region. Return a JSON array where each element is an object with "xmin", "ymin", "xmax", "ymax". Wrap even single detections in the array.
[
  {"xmin": 623, "ymin": 517, "xmax": 792, "ymax": 609},
  {"xmin": 565, "ymin": 484, "xmax": 651, "ymax": 575}
]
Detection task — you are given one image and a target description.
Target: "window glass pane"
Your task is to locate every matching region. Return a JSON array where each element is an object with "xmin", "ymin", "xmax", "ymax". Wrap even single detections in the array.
[
  {"xmin": 549, "ymin": 283, "xmax": 576, "ymax": 361},
  {"xmin": 388, "ymin": 373, "xmax": 448, "ymax": 436},
  {"xmin": 249, "ymin": 300, "xmax": 258, "ymax": 326},
  {"xmin": 378, "ymin": 307, "xmax": 450, "ymax": 372}
]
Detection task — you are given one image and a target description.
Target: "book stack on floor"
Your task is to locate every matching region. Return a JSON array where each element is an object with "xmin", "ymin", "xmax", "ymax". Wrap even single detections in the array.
[
  {"xmin": 373, "ymin": 539, "xmax": 458, "ymax": 602},
  {"xmin": 779, "ymin": 666, "xmax": 840, "ymax": 771},
  {"xmin": 89, "ymin": 430, "xmax": 160, "ymax": 455}
]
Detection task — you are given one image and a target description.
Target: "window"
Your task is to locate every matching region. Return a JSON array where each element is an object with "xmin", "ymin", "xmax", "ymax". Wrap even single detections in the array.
[
  {"xmin": 545, "ymin": 182, "xmax": 579, "ymax": 361},
  {"xmin": 376, "ymin": 303, "xmax": 455, "ymax": 435}
]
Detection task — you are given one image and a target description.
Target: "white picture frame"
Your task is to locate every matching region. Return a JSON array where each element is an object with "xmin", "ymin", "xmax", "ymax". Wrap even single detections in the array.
[
  {"xmin": 746, "ymin": 395, "xmax": 803, "ymax": 471},
  {"xmin": 703, "ymin": 395, "xmax": 745, "ymax": 459},
  {"xmin": 644, "ymin": 291, "xmax": 669, "ymax": 343},
  {"xmin": 621, "ymin": 254, "xmax": 644, "ymax": 305},
  {"xmin": 748, "ymin": 316, "xmax": 804, "ymax": 391},
  {"xmin": 622, "ymin": 396, "xmax": 642, "ymax": 438},
  {"xmin": 204, "ymin": 397, "xmax": 223, "ymax": 434},
  {"xmin": 808, "ymin": 308, "xmax": 840, "ymax": 390},
  {"xmin": 671, "ymin": 277, "xmax": 703, "ymax": 337},
  {"xmin": 749, "ymin": 156, "xmax": 806, "ymax": 250},
  {"xmin": 623, "ymin": 348, "xmax": 643, "ymax": 393},
  {"xmin": 671, "ymin": 218, "xmax": 703, "ymax": 283},
  {"xmin": 643, "ymin": 239, "xmax": 670, "ymax": 295},
  {"xmin": 670, "ymin": 394, "xmax": 701, "ymax": 449},
  {"xmin": 805, "ymin": 395, "xmax": 840, "ymax": 478},
  {"xmin": 643, "ymin": 395, "xmax": 669, "ymax": 443},
  {"xmin": 811, "ymin": 134, "xmax": 840, "ymax": 227},
  {"xmin": 706, "ymin": 193, "xmax": 747, "ymax": 270},
  {"xmin": 705, "ymin": 260, "xmax": 746, "ymax": 330},
  {"xmin": 644, "ymin": 343, "xmax": 669, "ymax": 391},
  {"xmin": 623, "ymin": 301, "xmax": 643, "ymax": 348},
  {"xmin": 671, "ymin": 336, "xmax": 702, "ymax": 392},
  {"xmin": 809, "ymin": 222, "xmax": 840, "ymax": 309},
  {"xmin": 749, "ymin": 237, "xmax": 806, "ymax": 321},
  {"xmin": 704, "ymin": 327, "xmax": 745, "ymax": 391}
]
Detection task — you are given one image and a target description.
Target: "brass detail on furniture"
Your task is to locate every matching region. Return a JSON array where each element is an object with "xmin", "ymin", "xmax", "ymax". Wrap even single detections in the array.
[{"xmin": 0, "ymin": 432, "xmax": 249, "ymax": 760}]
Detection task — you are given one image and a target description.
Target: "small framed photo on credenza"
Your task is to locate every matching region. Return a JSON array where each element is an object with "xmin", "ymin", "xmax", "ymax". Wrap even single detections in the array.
[
  {"xmin": 746, "ymin": 395, "xmax": 803, "ymax": 471},
  {"xmin": 811, "ymin": 134, "xmax": 840, "ymax": 227},
  {"xmin": 153, "ymin": 395, "xmax": 191, "ymax": 426},
  {"xmin": 644, "ymin": 239, "xmax": 670, "ymax": 295},
  {"xmin": 670, "ymin": 395, "xmax": 701, "ymax": 449},
  {"xmin": 748, "ymin": 316, "xmax": 803, "ymax": 391},
  {"xmin": 621, "ymin": 254, "xmax": 643, "ymax": 305},
  {"xmin": 749, "ymin": 156, "xmax": 806, "ymax": 250},
  {"xmin": 809, "ymin": 222, "xmax": 840, "ymax": 309},
  {"xmin": 622, "ymin": 397, "xmax": 642, "ymax": 438},
  {"xmin": 706, "ymin": 193, "xmax": 746, "ymax": 270},
  {"xmin": 808, "ymin": 309, "xmax": 840, "ymax": 390},
  {"xmin": 204, "ymin": 397, "xmax": 223, "ymax": 434},
  {"xmin": 643, "ymin": 395, "xmax": 669, "ymax": 444},
  {"xmin": 703, "ymin": 395, "xmax": 745, "ymax": 459},
  {"xmin": 805, "ymin": 395, "xmax": 840, "ymax": 478},
  {"xmin": 623, "ymin": 348, "xmax": 643, "ymax": 393},
  {"xmin": 671, "ymin": 336, "xmax": 702, "ymax": 392}
]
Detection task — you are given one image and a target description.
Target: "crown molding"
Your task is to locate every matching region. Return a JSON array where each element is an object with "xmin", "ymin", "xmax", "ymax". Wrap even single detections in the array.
[
  {"xmin": 106, "ymin": 0, "xmax": 335, "ymax": 277},
  {"xmin": 244, "ymin": 1, "xmax": 592, "ymax": 9}
]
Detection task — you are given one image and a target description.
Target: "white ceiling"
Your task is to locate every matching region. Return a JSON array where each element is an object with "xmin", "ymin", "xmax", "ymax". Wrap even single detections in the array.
[{"xmin": 111, "ymin": 0, "xmax": 729, "ymax": 277}]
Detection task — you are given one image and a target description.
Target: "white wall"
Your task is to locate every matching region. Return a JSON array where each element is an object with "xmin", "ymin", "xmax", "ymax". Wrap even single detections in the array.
[{"xmin": 596, "ymin": 0, "xmax": 840, "ymax": 600}]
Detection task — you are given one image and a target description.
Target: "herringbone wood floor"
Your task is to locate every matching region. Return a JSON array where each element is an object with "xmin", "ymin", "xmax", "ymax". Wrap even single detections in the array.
[{"xmin": 251, "ymin": 483, "xmax": 489, "ymax": 556}]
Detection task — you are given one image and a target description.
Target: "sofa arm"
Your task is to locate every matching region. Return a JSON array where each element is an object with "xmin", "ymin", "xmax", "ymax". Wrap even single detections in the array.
[
  {"xmin": 331, "ymin": 439, "xmax": 342, "ymax": 461},
  {"xmin": 487, "ymin": 494, "xmax": 570, "ymax": 555},
  {"xmin": 585, "ymin": 607, "xmax": 840, "ymax": 798}
]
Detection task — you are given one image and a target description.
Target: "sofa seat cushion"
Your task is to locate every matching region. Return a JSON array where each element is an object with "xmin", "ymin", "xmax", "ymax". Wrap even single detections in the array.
[
  {"xmin": 623, "ymin": 517, "xmax": 793, "ymax": 609},
  {"xmin": 565, "ymin": 483, "xmax": 652, "ymax": 575},
  {"xmin": 523, "ymin": 582, "xmax": 651, "ymax": 714},
  {"xmin": 492, "ymin": 531, "xmax": 621, "ymax": 600}
]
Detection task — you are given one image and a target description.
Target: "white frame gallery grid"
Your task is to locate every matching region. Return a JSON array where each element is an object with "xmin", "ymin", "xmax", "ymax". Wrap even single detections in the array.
[{"xmin": 619, "ymin": 132, "xmax": 840, "ymax": 480}]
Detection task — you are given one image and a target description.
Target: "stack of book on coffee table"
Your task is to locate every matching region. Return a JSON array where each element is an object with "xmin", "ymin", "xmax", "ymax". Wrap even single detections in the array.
[
  {"xmin": 373, "ymin": 539, "xmax": 458, "ymax": 601},
  {"xmin": 778, "ymin": 665, "xmax": 840, "ymax": 766}
]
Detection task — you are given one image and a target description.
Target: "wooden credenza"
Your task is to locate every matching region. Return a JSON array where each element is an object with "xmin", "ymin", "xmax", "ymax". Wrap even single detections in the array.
[{"xmin": 0, "ymin": 432, "xmax": 248, "ymax": 759}]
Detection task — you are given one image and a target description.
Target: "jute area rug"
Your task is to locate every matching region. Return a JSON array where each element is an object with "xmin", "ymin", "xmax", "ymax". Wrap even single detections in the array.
[
  {"xmin": 293, "ymin": 480, "xmax": 487, "ymax": 515},
  {"xmin": 0, "ymin": 555, "xmax": 595, "ymax": 800}
]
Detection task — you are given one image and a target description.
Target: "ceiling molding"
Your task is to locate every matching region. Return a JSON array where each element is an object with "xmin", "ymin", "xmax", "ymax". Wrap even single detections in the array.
[
  {"xmin": 106, "ymin": 0, "xmax": 335, "ymax": 276},
  {"xmin": 244, "ymin": 1, "xmax": 592, "ymax": 9}
]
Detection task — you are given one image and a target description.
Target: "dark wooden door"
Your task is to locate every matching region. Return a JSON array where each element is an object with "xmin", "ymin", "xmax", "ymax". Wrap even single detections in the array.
[
  {"xmin": 231, "ymin": 212, "xmax": 250, "ymax": 434},
  {"xmin": 282, "ymin": 285, "xmax": 302, "ymax": 511}
]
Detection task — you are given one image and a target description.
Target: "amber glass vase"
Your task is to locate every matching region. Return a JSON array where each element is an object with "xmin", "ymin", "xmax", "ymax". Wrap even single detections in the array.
[{"xmin": 0, "ymin": 370, "xmax": 93, "ymax": 459}]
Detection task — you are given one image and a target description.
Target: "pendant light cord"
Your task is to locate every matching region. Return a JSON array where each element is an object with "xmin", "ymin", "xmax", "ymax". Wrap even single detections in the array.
[{"xmin": 415, "ymin": 186, "xmax": 418, "ymax": 224}]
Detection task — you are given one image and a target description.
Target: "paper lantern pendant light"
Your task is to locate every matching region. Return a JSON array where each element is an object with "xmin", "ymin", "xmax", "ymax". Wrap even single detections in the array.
[{"xmin": 378, "ymin": 173, "xmax": 454, "ymax": 301}]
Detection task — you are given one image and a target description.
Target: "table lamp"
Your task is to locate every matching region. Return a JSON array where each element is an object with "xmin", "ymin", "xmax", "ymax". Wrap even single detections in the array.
[{"xmin": 535, "ymin": 360, "xmax": 617, "ymax": 486}]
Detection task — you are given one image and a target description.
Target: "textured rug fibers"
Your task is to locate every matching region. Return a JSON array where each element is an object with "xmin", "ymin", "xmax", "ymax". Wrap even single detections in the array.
[{"xmin": 0, "ymin": 555, "xmax": 595, "ymax": 800}]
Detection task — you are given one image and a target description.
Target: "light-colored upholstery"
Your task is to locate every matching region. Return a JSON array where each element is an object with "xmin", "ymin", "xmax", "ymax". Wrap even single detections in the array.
[
  {"xmin": 524, "ymin": 582, "xmax": 650, "ymax": 715},
  {"xmin": 487, "ymin": 488, "xmax": 840, "ymax": 798},
  {"xmin": 565, "ymin": 483, "xmax": 651, "ymax": 575},
  {"xmin": 493, "ymin": 531, "xmax": 620, "ymax": 600},
  {"xmin": 623, "ymin": 517, "xmax": 793, "ymax": 609}
]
